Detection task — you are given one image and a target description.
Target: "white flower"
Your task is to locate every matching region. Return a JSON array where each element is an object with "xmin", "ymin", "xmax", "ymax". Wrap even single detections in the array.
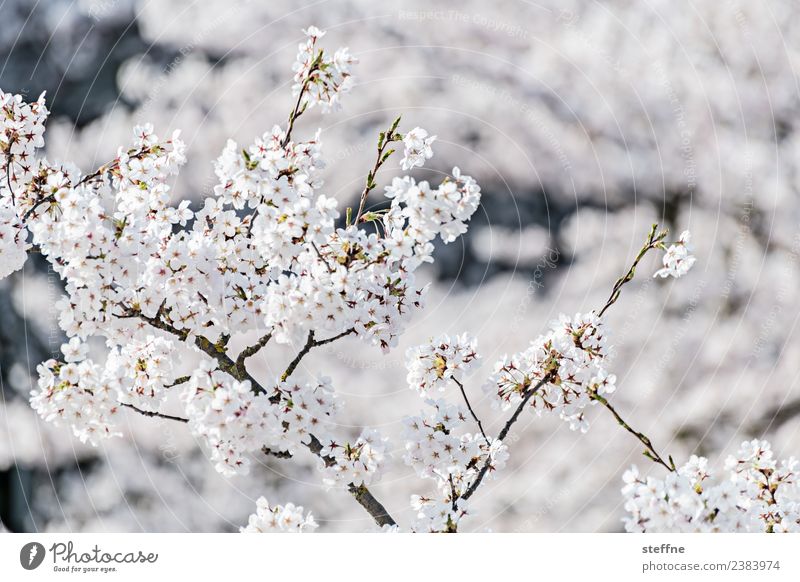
[
  {"xmin": 483, "ymin": 311, "xmax": 614, "ymax": 432},
  {"xmin": 400, "ymin": 127, "xmax": 436, "ymax": 170},
  {"xmin": 60, "ymin": 337, "xmax": 89, "ymax": 363},
  {"xmin": 0, "ymin": 205, "xmax": 29, "ymax": 280},
  {"xmin": 406, "ymin": 333, "xmax": 479, "ymax": 396},
  {"xmin": 240, "ymin": 497, "xmax": 318, "ymax": 533},
  {"xmin": 30, "ymin": 359, "xmax": 121, "ymax": 446},
  {"xmin": 622, "ymin": 440, "xmax": 800, "ymax": 532},
  {"xmin": 654, "ymin": 230, "xmax": 696, "ymax": 279}
]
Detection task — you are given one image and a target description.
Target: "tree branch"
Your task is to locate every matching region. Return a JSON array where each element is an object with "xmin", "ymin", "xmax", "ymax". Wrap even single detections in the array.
[
  {"xmin": 306, "ymin": 434, "xmax": 396, "ymax": 527},
  {"xmin": 280, "ymin": 328, "xmax": 355, "ymax": 381},
  {"xmin": 354, "ymin": 117, "xmax": 401, "ymax": 224},
  {"xmin": 461, "ymin": 373, "xmax": 553, "ymax": 501},
  {"xmin": 121, "ymin": 402, "xmax": 188, "ymax": 423},
  {"xmin": 453, "ymin": 377, "xmax": 488, "ymax": 443},
  {"xmin": 280, "ymin": 331, "xmax": 316, "ymax": 381},
  {"xmin": 598, "ymin": 223, "xmax": 666, "ymax": 317},
  {"xmin": 235, "ymin": 332, "xmax": 272, "ymax": 376},
  {"xmin": 589, "ymin": 391, "xmax": 675, "ymax": 472}
]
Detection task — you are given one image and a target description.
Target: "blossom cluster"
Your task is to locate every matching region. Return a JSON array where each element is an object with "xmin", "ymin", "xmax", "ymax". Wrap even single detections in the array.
[
  {"xmin": 240, "ymin": 496, "xmax": 318, "ymax": 533},
  {"xmin": 402, "ymin": 399, "xmax": 508, "ymax": 532},
  {"xmin": 0, "ymin": 89, "xmax": 49, "ymax": 279},
  {"xmin": 623, "ymin": 440, "xmax": 800, "ymax": 532},
  {"xmin": 106, "ymin": 335, "xmax": 176, "ymax": 410},
  {"xmin": 318, "ymin": 428, "xmax": 389, "ymax": 488},
  {"xmin": 181, "ymin": 362, "xmax": 338, "ymax": 476},
  {"xmin": 384, "ymin": 166, "xmax": 481, "ymax": 245},
  {"xmin": 1, "ymin": 89, "xmax": 48, "ymax": 193},
  {"xmin": 292, "ymin": 26, "xmax": 357, "ymax": 113},
  {"xmin": 0, "ymin": 26, "xmax": 482, "ymax": 506},
  {"xmin": 483, "ymin": 312, "xmax": 615, "ymax": 433},
  {"xmin": 405, "ymin": 333, "xmax": 479, "ymax": 396},
  {"xmin": 654, "ymin": 230, "xmax": 696, "ymax": 279},
  {"xmin": 400, "ymin": 127, "xmax": 436, "ymax": 171},
  {"xmin": 30, "ymin": 358, "xmax": 121, "ymax": 446},
  {"xmin": 0, "ymin": 204, "xmax": 28, "ymax": 279}
]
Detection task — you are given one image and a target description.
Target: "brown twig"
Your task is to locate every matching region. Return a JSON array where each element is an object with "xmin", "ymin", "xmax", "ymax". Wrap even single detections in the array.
[
  {"xmin": 235, "ymin": 332, "xmax": 273, "ymax": 376},
  {"xmin": 306, "ymin": 434, "xmax": 396, "ymax": 527},
  {"xmin": 462, "ymin": 373, "xmax": 554, "ymax": 501},
  {"xmin": 589, "ymin": 391, "xmax": 675, "ymax": 472},
  {"xmin": 453, "ymin": 378, "xmax": 489, "ymax": 443},
  {"xmin": 598, "ymin": 223, "xmax": 667, "ymax": 317},
  {"xmin": 121, "ymin": 402, "xmax": 188, "ymax": 423},
  {"xmin": 280, "ymin": 328, "xmax": 355, "ymax": 381}
]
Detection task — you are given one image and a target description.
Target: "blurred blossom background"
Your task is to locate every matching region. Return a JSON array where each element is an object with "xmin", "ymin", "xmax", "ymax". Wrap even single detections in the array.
[{"xmin": 2, "ymin": 0, "xmax": 800, "ymax": 532}]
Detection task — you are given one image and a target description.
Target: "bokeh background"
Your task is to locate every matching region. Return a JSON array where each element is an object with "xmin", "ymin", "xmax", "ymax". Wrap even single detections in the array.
[{"xmin": 2, "ymin": 0, "xmax": 800, "ymax": 532}]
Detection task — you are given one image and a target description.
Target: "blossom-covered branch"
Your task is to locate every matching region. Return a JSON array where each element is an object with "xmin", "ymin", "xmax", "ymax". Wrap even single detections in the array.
[{"xmin": 9, "ymin": 23, "xmax": 781, "ymax": 536}]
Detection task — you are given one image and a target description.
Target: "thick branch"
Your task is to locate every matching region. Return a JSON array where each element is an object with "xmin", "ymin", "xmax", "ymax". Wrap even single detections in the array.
[
  {"xmin": 306, "ymin": 434, "xmax": 396, "ymax": 527},
  {"xmin": 235, "ymin": 332, "xmax": 272, "ymax": 376}
]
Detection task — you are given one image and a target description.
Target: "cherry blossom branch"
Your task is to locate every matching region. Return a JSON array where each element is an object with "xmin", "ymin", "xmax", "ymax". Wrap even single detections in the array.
[
  {"xmin": 74, "ymin": 147, "xmax": 153, "ymax": 189},
  {"xmin": 280, "ymin": 328, "xmax": 355, "ymax": 381},
  {"xmin": 462, "ymin": 372, "xmax": 554, "ymax": 502},
  {"xmin": 306, "ymin": 434, "xmax": 396, "ymax": 527},
  {"xmin": 5, "ymin": 158, "xmax": 15, "ymax": 205},
  {"xmin": 452, "ymin": 378, "xmax": 488, "ymax": 442},
  {"xmin": 19, "ymin": 147, "xmax": 156, "ymax": 224},
  {"xmin": 115, "ymin": 306, "xmax": 268, "ymax": 395},
  {"xmin": 598, "ymin": 223, "xmax": 667, "ymax": 317},
  {"xmin": 235, "ymin": 332, "xmax": 272, "ymax": 376},
  {"xmin": 282, "ymin": 50, "xmax": 322, "ymax": 148},
  {"xmin": 121, "ymin": 307, "xmax": 394, "ymax": 525},
  {"xmin": 353, "ymin": 117, "xmax": 401, "ymax": 224},
  {"xmin": 588, "ymin": 391, "xmax": 675, "ymax": 472},
  {"xmin": 121, "ymin": 403, "xmax": 188, "ymax": 423},
  {"xmin": 462, "ymin": 225, "xmax": 677, "ymax": 506}
]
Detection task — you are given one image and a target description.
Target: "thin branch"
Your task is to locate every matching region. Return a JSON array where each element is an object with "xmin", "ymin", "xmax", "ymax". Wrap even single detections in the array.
[
  {"xmin": 280, "ymin": 331, "xmax": 316, "ymax": 381},
  {"xmin": 279, "ymin": 328, "xmax": 355, "ymax": 381},
  {"xmin": 452, "ymin": 378, "xmax": 488, "ymax": 443},
  {"xmin": 313, "ymin": 327, "xmax": 355, "ymax": 347},
  {"xmin": 461, "ymin": 373, "xmax": 553, "ymax": 501},
  {"xmin": 121, "ymin": 403, "xmax": 188, "ymax": 423},
  {"xmin": 353, "ymin": 117, "xmax": 401, "ymax": 224},
  {"xmin": 598, "ymin": 223, "xmax": 666, "ymax": 317},
  {"xmin": 5, "ymin": 157, "xmax": 16, "ymax": 205},
  {"xmin": 589, "ymin": 391, "xmax": 675, "ymax": 472},
  {"xmin": 281, "ymin": 50, "xmax": 322, "ymax": 148},
  {"xmin": 311, "ymin": 241, "xmax": 334, "ymax": 273}
]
